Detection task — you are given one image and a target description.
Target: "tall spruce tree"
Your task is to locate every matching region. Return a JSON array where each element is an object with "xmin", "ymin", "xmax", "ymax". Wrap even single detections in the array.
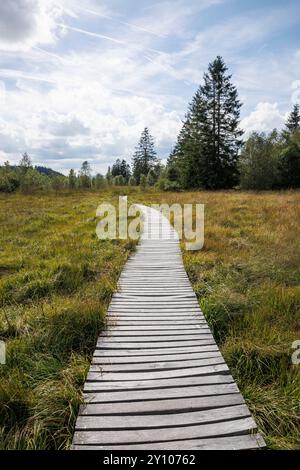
[
  {"xmin": 132, "ymin": 128, "xmax": 159, "ymax": 183},
  {"xmin": 285, "ymin": 104, "xmax": 300, "ymax": 133},
  {"xmin": 170, "ymin": 56, "xmax": 243, "ymax": 189}
]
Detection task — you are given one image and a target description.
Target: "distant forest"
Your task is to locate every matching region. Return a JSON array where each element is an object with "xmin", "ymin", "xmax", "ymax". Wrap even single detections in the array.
[{"xmin": 1, "ymin": 57, "xmax": 299, "ymax": 193}]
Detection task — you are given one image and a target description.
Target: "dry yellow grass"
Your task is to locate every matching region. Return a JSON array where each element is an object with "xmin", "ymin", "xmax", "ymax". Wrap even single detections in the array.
[
  {"xmin": 0, "ymin": 189, "xmax": 299, "ymax": 449},
  {"xmin": 133, "ymin": 189, "xmax": 300, "ymax": 449}
]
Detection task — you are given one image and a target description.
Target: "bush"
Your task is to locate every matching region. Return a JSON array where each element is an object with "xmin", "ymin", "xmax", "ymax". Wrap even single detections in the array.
[
  {"xmin": 128, "ymin": 176, "xmax": 136, "ymax": 186},
  {"xmin": 0, "ymin": 168, "xmax": 20, "ymax": 192},
  {"xmin": 139, "ymin": 174, "xmax": 147, "ymax": 190},
  {"xmin": 94, "ymin": 174, "xmax": 106, "ymax": 189},
  {"xmin": 113, "ymin": 175, "xmax": 125, "ymax": 186},
  {"xmin": 239, "ymin": 131, "xmax": 282, "ymax": 190},
  {"xmin": 20, "ymin": 169, "xmax": 51, "ymax": 194},
  {"xmin": 51, "ymin": 176, "xmax": 67, "ymax": 191},
  {"xmin": 146, "ymin": 169, "xmax": 157, "ymax": 186},
  {"xmin": 278, "ymin": 140, "xmax": 300, "ymax": 188},
  {"xmin": 155, "ymin": 177, "xmax": 181, "ymax": 191}
]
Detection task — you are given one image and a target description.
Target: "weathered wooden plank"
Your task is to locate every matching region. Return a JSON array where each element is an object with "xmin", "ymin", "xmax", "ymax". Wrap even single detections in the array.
[
  {"xmin": 75, "ymin": 404, "xmax": 250, "ymax": 430},
  {"xmin": 86, "ymin": 364, "xmax": 229, "ymax": 381},
  {"xmin": 105, "ymin": 324, "xmax": 209, "ymax": 331},
  {"xmin": 72, "ymin": 434, "xmax": 265, "ymax": 450},
  {"xmin": 73, "ymin": 416, "xmax": 257, "ymax": 445},
  {"xmin": 98, "ymin": 335, "xmax": 214, "ymax": 343},
  {"xmin": 91, "ymin": 356, "xmax": 225, "ymax": 371},
  {"xmin": 106, "ymin": 321, "xmax": 207, "ymax": 326},
  {"xmin": 72, "ymin": 204, "xmax": 265, "ymax": 450},
  {"xmin": 106, "ymin": 320, "xmax": 204, "ymax": 325},
  {"xmin": 96, "ymin": 340, "xmax": 216, "ymax": 349},
  {"xmin": 79, "ymin": 394, "xmax": 245, "ymax": 416},
  {"xmin": 92, "ymin": 351, "xmax": 222, "ymax": 362},
  {"xmin": 100, "ymin": 330, "xmax": 211, "ymax": 337},
  {"xmin": 84, "ymin": 374, "xmax": 234, "ymax": 391},
  {"xmin": 92, "ymin": 345, "xmax": 220, "ymax": 356},
  {"xmin": 83, "ymin": 383, "xmax": 239, "ymax": 403},
  {"xmin": 108, "ymin": 311, "xmax": 203, "ymax": 315},
  {"xmin": 107, "ymin": 316, "xmax": 204, "ymax": 322}
]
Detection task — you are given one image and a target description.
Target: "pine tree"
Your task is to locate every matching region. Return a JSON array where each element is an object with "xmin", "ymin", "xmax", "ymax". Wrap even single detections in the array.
[
  {"xmin": 79, "ymin": 161, "xmax": 92, "ymax": 188},
  {"xmin": 106, "ymin": 166, "xmax": 112, "ymax": 185},
  {"xmin": 111, "ymin": 158, "xmax": 131, "ymax": 182},
  {"xmin": 132, "ymin": 128, "xmax": 159, "ymax": 183},
  {"xmin": 285, "ymin": 104, "xmax": 300, "ymax": 134},
  {"xmin": 279, "ymin": 142, "xmax": 300, "ymax": 188},
  {"xmin": 68, "ymin": 169, "xmax": 76, "ymax": 189},
  {"xmin": 170, "ymin": 56, "xmax": 243, "ymax": 189},
  {"xmin": 19, "ymin": 152, "xmax": 32, "ymax": 175}
]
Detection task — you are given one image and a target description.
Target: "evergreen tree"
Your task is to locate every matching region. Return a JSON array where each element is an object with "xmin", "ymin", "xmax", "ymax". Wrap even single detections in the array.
[
  {"xmin": 111, "ymin": 158, "xmax": 131, "ymax": 182},
  {"xmin": 19, "ymin": 152, "xmax": 32, "ymax": 175},
  {"xmin": 132, "ymin": 128, "xmax": 159, "ymax": 183},
  {"xmin": 106, "ymin": 166, "xmax": 112, "ymax": 185},
  {"xmin": 68, "ymin": 169, "xmax": 76, "ymax": 189},
  {"xmin": 139, "ymin": 174, "xmax": 147, "ymax": 190},
  {"xmin": 285, "ymin": 104, "xmax": 300, "ymax": 134},
  {"xmin": 170, "ymin": 56, "xmax": 243, "ymax": 189},
  {"xmin": 278, "ymin": 130, "xmax": 300, "ymax": 188},
  {"xmin": 283, "ymin": 104, "xmax": 300, "ymax": 142},
  {"xmin": 79, "ymin": 161, "xmax": 92, "ymax": 188},
  {"xmin": 129, "ymin": 176, "xmax": 136, "ymax": 186}
]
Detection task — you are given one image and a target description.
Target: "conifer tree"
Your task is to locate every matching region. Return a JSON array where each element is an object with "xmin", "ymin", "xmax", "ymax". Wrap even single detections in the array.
[
  {"xmin": 111, "ymin": 158, "xmax": 131, "ymax": 182},
  {"xmin": 79, "ymin": 161, "xmax": 91, "ymax": 188},
  {"xmin": 68, "ymin": 169, "xmax": 76, "ymax": 189},
  {"xmin": 19, "ymin": 152, "xmax": 32, "ymax": 175},
  {"xmin": 170, "ymin": 56, "xmax": 243, "ymax": 189},
  {"xmin": 132, "ymin": 128, "xmax": 159, "ymax": 183},
  {"xmin": 285, "ymin": 104, "xmax": 300, "ymax": 134},
  {"xmin": 106, "ymin": 166, "xmax": 112, "ymax": 184}
]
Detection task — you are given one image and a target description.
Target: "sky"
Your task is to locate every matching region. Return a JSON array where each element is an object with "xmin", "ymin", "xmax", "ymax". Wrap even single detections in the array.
[{"xmin": 0, "ymin": 0, "xmax": 300, "ymax": 175}]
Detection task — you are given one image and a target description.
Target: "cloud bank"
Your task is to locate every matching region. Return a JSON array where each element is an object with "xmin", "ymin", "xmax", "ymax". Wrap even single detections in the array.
[{"xmin": 0, "ymin": 0, "xmax": 299, "ymax": 173}]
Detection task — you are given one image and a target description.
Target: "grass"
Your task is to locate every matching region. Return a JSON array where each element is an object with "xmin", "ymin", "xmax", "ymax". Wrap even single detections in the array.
[
  {"xmin": 0, "ymin": 190, "xmax": 136, "ymax": 449},
  {"xmin": 131, "ymin": 190, "xmax": 300, "ymax": 450},
  {"xmin": 0, "ymin": 188, "xmax": 299, "ymax": 449}
]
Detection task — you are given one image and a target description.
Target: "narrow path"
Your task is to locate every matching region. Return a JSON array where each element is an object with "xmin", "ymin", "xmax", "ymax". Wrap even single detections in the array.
[{"xmin": 72, "ymin": 205, "xmax": 265, "ymax": 450}]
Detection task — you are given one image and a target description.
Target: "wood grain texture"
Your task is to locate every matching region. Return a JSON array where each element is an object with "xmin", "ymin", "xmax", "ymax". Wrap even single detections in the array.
[{"xmin": 72, "ymin": 204, "xmax": 265, "ymax": 450}]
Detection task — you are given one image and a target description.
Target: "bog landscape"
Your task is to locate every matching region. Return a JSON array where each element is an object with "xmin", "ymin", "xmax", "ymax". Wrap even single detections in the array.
[{"xmin": 0, "ymin": 0, "xmax": 299, "ymax": 453}]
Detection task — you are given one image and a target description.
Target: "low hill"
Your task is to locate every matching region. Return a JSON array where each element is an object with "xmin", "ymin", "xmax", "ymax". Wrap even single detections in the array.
[{"xmin": 34, "ymin": 166, "xmax": 64, "ymax": 178}]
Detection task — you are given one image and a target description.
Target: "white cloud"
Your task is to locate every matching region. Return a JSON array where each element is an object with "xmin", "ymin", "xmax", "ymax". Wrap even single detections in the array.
[
  {"xmin": 0, "ymin": 0, "xmax": 65, "ymax": 51},
  {"xmin": 241, "ymin": 102, "xmax": 286, "ymax": 135},
  {"xmin": 138, "ymin": 0, "xmax": 223, "ymax": 38},
  {"xmin": 0, "ymin": 0, "xmax": 299, "ymax": 174}
]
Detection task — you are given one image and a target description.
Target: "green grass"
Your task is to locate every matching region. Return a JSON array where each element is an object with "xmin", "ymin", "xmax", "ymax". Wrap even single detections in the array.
[
  {"xmin": 0, "ymin": 189, "xmax": 299, "ymax": 449},
  {"xmin": 0, "ymin": 191, "xmax": 136, "ymax": 449},
  {"xmin": 131, "ymin": 190, "xmax": 300, "ymax": 450}
]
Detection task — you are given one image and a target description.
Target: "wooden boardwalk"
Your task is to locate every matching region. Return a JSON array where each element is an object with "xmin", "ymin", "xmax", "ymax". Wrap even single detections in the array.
[{"xmin": 72, "ymin": 205, "xmax": 265, "ymax": 450}]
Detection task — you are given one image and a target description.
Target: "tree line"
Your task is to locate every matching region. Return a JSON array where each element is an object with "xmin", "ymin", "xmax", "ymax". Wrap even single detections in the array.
[{"xmin": 1, "ymin": 56, "xmax": 299, "ymax": 193}]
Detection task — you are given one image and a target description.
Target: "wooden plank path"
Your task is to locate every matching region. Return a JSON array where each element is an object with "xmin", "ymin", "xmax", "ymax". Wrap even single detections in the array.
[{"xmin": 72, "ymin": 205, "xmax": 265, "ymax": 450}]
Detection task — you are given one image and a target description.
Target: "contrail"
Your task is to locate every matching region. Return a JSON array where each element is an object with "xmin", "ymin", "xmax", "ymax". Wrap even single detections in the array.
[
  {"xmin": 57, "ymin": 23, "xmax": 126, "ymax": 45},
  {"xmin": 74, "ymin": 5, "xmax": 166, "ymax": 38}
]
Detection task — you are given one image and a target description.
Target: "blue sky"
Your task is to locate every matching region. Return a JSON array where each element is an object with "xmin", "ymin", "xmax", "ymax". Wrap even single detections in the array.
[{"xmin": 0, "ymin": 0, "xmax": 299, "ymax": 174}]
